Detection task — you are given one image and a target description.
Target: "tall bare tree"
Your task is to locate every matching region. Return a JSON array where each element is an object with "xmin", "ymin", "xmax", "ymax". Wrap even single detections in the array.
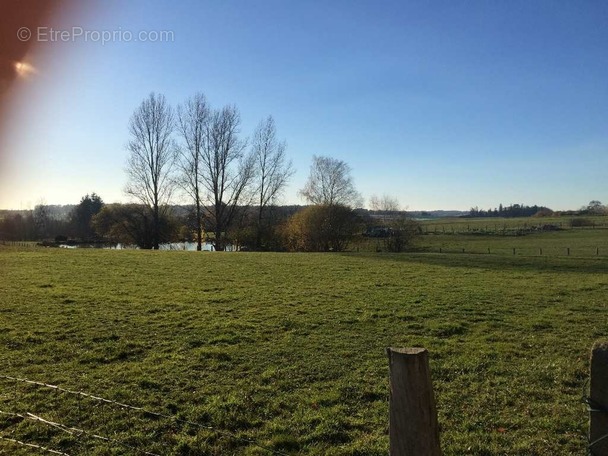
[
  {"xmin": 200, "ymin": 105, "xmax": 254, "ymax": 251},
  {"xmin": 369, "ymin": 194, "xmax": 400, "ymax": 213},
  {"xmin": 300, "ymin": 155, "xmax": 361, "ymax": 208},
  {"xmin": 176, "ymin": 93, "xmax": 210, "ymax": 251},
  {"xmin": 251, "ymin": 116, "xmax": 293, "ymax": 249},
  {"xmin": 125, "ymin": 92, "xmax": 176, "ymax": 249}
]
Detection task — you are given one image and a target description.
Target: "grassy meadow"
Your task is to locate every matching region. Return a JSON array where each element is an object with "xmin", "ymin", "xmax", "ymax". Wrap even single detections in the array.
[{"xmin": 1, "ymin": 227, "xmax": 608, "ymax": 455}]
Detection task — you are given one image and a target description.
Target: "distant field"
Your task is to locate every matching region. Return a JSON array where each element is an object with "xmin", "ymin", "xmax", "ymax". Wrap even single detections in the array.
[
  {"xmin": 1, "ymin": 243, "xmax": 607, "ymax": 454},
  {"xmin": 417, "ymin": 228, "xmax": 608, "ymax": 256},
  {"xmin": 360, "ymin": 217, "xmax": 608, "ymax": 258},
  {"xmin": 416, "ymin": 215, "xmax": 608, "ymax": 232}
]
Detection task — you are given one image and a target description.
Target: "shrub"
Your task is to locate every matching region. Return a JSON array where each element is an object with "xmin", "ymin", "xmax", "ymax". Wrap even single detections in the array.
[
  {"xmin": 282, "ymin": 205, "xmax": 360, "ymax": 252},
  {"xmin": 570, "ymin": 218, "xmax": 594, "ymax": 227},
  {"xmin": 532, "ymin": 208, "xmax": 554, "ymax": 217},
  {"xmin": 384, "ymin": 218, "xmax": 421, "ymax": 252}
]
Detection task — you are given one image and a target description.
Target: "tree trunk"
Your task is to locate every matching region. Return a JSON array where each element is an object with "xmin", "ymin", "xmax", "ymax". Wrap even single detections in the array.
[
  {"xmin": 153, "ymin": 204, "xmax": 160, "ymax": 250},
  {"xmin": 196, "ymin": 198, "xmax": 202, "ymax": 251},
  {"xmin": 256, "ymin": 205, "xmax": 264, "ymax": 250}
]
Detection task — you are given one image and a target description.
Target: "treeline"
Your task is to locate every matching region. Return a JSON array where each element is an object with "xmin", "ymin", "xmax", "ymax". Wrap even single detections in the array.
[
  {"xmin": 0, "ymin": 194, "xmax": 103, "ymax": 242},
  {"xmin": 468, "ymin": 204, "xmax": 552, "ymax": 218},
  {"xmin": 105, "ymin": 91, "xmax": 418, "ymax": 251},
  {"xmin": 92, "ymin": 202, "xmax": 304, "ymax": 251},
  {"xmin": 0, "ymin": 197, "xmax": 419, "ymax": 253},
  {"xmin": 467, "ymin": 200, "xmax": 607, "ymax": 218}
]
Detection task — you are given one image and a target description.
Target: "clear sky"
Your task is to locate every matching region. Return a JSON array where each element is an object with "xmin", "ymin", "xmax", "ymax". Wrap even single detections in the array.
[{"xmin": 1, "ymin": 0, "xmax": 607, "ymax": 211}]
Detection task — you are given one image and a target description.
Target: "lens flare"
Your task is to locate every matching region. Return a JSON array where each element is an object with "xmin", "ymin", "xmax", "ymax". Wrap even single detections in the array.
[{"xmin": 14, "ymin": 61, "xmax": 37, "ymax": 78}]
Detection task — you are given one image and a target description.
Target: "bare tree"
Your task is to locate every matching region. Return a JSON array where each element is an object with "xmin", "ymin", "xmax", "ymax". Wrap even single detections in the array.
[
  {"xmin": 200, "ymin": 105, "xmax": 254, "ymax": 251},
  {"xmin": 367, "ymin": 194, "xmax": 418, "ymax": 252},
  {"xmin": 125, "ymin": 92, "xmax": 176, "ymax": 249},
  {"xmin": 176, "ymin": 93, "xmax": 210, "ymax": 251},
  {"xmin": 251, "ymin": 116, "xmax": 294, "ymax": 249},
  {"xmin": 300, "ymin": 155, "xmax": 361, "ymax": 208},
  {"xmin": 369, "ymin": 194, "xmax": 400, "ymax": 213}
]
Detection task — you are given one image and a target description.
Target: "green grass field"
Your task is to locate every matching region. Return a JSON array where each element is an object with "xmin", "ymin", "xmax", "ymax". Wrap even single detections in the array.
[
  {"xmin": 418, "ymin": 228, "xmax": 608, "ymax": 256},
  {"xmin": 357, "ymin": 217, "xmax": 608, "ymax": 256},
  {"xmin": 417, "ymin": 215, "xmax": 608, "ymax": 233},
  {"xmin": 1, "ymin": 230, "xmax": 608, "ymax": 454}
]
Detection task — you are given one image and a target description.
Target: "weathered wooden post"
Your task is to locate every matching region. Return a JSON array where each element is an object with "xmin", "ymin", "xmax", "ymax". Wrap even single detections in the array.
[
  {"xmin": 589, "ymin": 342, "xmax": 608, "ymax": 455},
  {"xmin": 387, "ymin": 347, "xmax": 441, "ymax": 456}
]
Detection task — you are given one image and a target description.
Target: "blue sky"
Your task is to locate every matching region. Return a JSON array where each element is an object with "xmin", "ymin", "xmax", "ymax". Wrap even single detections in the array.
[{"xmin": 1, "ymin": 0, "xmax": 607, "ymax": 210}]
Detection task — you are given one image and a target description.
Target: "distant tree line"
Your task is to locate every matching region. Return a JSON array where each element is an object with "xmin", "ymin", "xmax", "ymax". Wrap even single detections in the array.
[
  {"xmin": 0, "ymin": 197, "xmax": 419, "ymax": 253},
  {"xmin": 468, "ymin": 203, "xmax": 552, "ymax": 218},
  {"xmin": 0, "ymin": 194, "xmax": 103, "ymax": 242},
  {"xmin": 113, "ymin": 92, "xmax": 420, "ymax": 252},
  {"xmin": 2, "ymin": 96, "xmax": 605, "ymax": 249}
]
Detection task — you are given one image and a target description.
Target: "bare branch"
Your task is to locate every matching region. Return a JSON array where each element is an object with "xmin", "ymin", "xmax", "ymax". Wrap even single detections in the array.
[
  {"xmin": 250, "ymin": 116, "xmax": 294, "ymax": 248},
  {"xmin": 124, "ymin": 92, "xmax": 176, "ymax": 249},
  {"xmin": 369, "ymin": 194, "xmax": 400, "ymax": 212},
  {"xmin": 197, "ymin": 104, "xmax": 253, "ymax": 250},
  {"xmin": 299, "ymin": 155, "xmax": 361, "ymax": 208},
  {"xmin": 176, "ymin": 92, "xmax": 210, "ymax": 250}
]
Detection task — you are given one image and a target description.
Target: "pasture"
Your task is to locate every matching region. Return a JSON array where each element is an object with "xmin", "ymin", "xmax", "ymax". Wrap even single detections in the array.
[{"xmin": 1, "ymin": 230, "xmax": 607, "ymax": 454}]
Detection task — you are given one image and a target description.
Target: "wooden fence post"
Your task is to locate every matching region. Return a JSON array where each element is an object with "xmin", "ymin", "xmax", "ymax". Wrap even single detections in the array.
[
  {"xmin": 590, "ymin": 342, "xmax": 608, "ymax": 455},
  {"xmin": 387, "ymin": 347, "xmax": 441, "ymax": 456},
  {"xmin": 589, "ymin": 342, "xmax": 608, "ymax": 456}
]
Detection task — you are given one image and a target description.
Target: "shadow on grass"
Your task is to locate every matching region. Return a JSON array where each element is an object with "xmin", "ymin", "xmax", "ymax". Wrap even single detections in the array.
[{"xmin": 344, "ymin": 251, "xmax": 608, "ymax": 275}]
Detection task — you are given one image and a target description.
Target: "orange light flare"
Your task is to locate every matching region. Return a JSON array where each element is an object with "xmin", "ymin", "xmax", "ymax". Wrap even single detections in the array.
[{"xmin": 14, "ymin": 61, "xmax": 37, "ymax": 78}]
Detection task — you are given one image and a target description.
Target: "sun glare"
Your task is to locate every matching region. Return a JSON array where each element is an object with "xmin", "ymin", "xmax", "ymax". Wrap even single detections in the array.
[{"xmin": 14, "ymin": 61, "xmax": 37, "ymax": 78}]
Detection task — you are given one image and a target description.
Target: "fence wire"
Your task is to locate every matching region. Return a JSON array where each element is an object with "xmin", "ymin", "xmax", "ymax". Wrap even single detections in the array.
[
  {"xmin": 1, "ymin": 410, "xmax": 161, "ymax": 455},
  {"xmin": 0, "ymin": 435, "xmax": 71, "ymax": 455},
  {"xmin": 0, "ymin": 374, "xmax": 289, "ymax": 455}
]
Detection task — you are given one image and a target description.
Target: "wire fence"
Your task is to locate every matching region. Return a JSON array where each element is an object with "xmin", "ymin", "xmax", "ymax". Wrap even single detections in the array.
[
  {"xmin": 0, "ymin": 375, "xmax": 289, "ymax": 456},
  {"xmin": 429, "ymin": 246, "xmax": 607, "ymax": 257},
  {"xmin": 1, "ymin": 373, "xmax": 601, "ymax": 454},
  {"xmin": 0, "ymin": 241, "xmax": 35, "ymax": 247},
  {"xmin": 420, "ymin": 220, "xmax": 608, "ymax": 235}
]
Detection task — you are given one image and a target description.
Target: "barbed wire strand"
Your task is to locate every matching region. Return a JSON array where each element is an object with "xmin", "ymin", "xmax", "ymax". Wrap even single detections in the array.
[
  {"xmin": 0, "ymin": 375, "xmax": 288, "ymax": 456},
  {"xmin": 0, "ymin": 435, "xmax": 71, "ymax": 456},
  {"xmin": 1, "ymin": 410, "xmax": 161, "ymax": 456}
]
